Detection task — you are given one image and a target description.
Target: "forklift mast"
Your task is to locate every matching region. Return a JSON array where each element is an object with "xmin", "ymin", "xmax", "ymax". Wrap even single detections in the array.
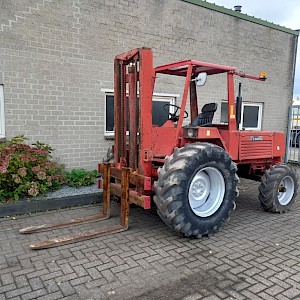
[{"xmin": 114, "ymin": 48, "xmax": 155, "ymax": 176}]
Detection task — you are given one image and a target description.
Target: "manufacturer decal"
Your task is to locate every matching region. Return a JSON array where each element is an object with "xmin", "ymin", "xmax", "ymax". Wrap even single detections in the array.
[{"xmin": 250, "ymin": 136, "xmax": 263, "ymax": 141}]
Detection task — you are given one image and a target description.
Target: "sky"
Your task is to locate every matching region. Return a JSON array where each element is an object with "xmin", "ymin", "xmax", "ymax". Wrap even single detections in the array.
[{"xmin": 206, "ymin": 0, "xmax": 300, "ymax": 99}]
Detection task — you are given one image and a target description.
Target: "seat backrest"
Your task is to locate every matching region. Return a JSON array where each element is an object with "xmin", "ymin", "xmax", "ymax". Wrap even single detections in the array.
[{"xmin": 191, "ymin": 103, "xmax": 218, "ymax": 127}]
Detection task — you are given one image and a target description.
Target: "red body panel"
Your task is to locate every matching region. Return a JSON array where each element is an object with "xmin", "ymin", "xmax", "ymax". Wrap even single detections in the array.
[
  {"xmin": 218, "ymin": 130, "xmax": 239, "ymax": 160},
  {"xmin": 273, "ymin": 132, "xmax": 286, "ymax": 157},
  {"xmin": 183, "ymin": 128, "xmax": 285, "ymax": 163},
  {"xmin": 152, "ymin": 127, "xmax": 177, "ymax": 157},
  {"xmin": 239, "ymin": 131, "xmax": 273, "ymax": 160},
  {"xmin": 238, "ymin": 131, "xmax": 285, "ymax": 161}
]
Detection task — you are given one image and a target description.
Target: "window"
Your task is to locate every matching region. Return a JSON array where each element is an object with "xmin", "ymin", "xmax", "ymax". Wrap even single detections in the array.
[
  {"xmin": 102, "ymin": 89, "xmax": 177, "ymax": 136},
  {"xmin": 152, "ymin": 99, "xmax": 174, "ymax": 126},
  {"xmin": 105, "ymin": 95, "xmax": 120, "ymax": 132},
  {"xmin": 220, "ymin": 101, "xmax": 228, "ymax": 123},
  {"xmin": 240, "ymin": 103, "xmax": 263, "ymax": 130},
  {"xmin": 220, "ymin": 101, "xmax": 263, "ymax": 130},
  {"xmin": 0, "ymin": 85, "xmax": 5, "ymax": 138}
]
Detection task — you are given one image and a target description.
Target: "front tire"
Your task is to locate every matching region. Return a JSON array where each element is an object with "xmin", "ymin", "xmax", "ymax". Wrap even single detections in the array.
[
  {"xmin": 154, "ymin": 143, "xmax": 239, "ymax": 238},
  {"xmin": 259, "ymin": 164, "xmax": 298, "ymax": 213}
]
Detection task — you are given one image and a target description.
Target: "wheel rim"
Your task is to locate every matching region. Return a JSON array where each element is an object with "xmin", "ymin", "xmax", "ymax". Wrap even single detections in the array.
[
  {"xmin": 278, "ymin": 175, "xmax": 294, "ymax": 205},
  {"xmin": 188, "ymin": 167, "xmax": 225, "ymax": 217}
]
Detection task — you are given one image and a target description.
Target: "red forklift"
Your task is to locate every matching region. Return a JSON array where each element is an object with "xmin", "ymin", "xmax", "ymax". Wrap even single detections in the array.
[{"xmin": 21, "ymin": 48, "xmax": 298, "ymax": 249}]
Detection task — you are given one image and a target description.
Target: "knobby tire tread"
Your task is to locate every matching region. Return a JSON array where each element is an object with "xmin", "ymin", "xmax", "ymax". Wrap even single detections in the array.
[
  {"xmin": 258, "ymin": 164, "xmax": 298, "ymax": 213},
  {"xmin": 154, "ymin": 143, "xmax": 238, "ymax": 238}
]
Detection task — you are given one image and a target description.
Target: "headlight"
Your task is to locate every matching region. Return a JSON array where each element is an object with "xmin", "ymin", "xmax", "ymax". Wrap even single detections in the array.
[
  {"xmin": 187, "ymin": 128, "xmax": 194, "ymax": 137},
  {"xmin": 184, "ymin": 127, "xmax": 198, "ymax": 138}
]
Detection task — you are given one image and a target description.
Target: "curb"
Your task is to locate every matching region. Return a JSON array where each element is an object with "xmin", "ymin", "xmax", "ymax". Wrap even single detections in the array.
[{"xmin": 0, "ymin": 192, "xmax": 103, "ymax": 217}]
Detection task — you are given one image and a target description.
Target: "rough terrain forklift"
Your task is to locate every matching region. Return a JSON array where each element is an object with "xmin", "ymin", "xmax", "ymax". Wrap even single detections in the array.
[{"xmin": 21, "ymin": 48, "xmax": 298, "ymax": 249}]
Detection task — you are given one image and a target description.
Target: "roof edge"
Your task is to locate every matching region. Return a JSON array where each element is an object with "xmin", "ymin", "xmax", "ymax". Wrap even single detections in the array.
[{"xmin": 182, "ymin": 0, "xmax": 299, "ymax": 36}]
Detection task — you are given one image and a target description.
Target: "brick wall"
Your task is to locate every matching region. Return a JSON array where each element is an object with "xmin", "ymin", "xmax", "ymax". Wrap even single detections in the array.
[{"xmin": 0, "ymin": 0, "xmax": 297, "ymax": 168}]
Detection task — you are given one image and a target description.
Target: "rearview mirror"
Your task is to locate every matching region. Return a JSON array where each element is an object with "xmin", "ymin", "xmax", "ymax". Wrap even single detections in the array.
[{"xmin": 195, "ymin": 72, "xmax": 207, "ymax": 86}]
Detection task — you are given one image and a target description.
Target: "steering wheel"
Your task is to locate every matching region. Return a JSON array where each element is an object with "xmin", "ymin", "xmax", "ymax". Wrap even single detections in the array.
[{"xmin": 163, "ymin": 104, "xmax": 188, "ymax": 122}]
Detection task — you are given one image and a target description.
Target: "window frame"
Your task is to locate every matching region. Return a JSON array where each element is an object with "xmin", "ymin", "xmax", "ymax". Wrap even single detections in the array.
[
  {"xmin": 0, "ymin": 85, "xmax": 5, "ymax": 138},
  {"xmin": 102, "ymin": 88, "xmax": 178, "ymax": 137},
  {"xmin": 240, "ymin": 102, "xmax": 263, "ymax": 131},
  {"xmin": 220, "ymin": 101, "xmax": 263, "ymax": 130}
]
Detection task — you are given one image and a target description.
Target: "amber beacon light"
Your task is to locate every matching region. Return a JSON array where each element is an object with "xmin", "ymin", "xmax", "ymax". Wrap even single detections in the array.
[{"xmin": 259, "ymin": 71, "xmax": 267, "ymax": 79}]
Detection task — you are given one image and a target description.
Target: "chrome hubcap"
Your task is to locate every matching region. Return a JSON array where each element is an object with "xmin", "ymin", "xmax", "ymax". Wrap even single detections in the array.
[
  {"xmin": 188, "ymin": 167, "xmax": 225, "ymax": 217},
  {"xmin": 278, "ymin": 175, "xmax": 294, "ymax": 205}
]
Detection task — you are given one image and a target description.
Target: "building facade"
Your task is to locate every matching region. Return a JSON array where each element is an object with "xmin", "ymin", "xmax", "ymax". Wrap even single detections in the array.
[{"xmin": 0, "ymin": 0, "xmax": 298, "ymax": 169}]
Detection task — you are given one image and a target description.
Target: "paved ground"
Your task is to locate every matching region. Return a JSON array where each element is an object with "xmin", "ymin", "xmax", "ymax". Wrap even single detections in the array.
[{"xmin": 1, "ymin": 176, "xmax": 300, "ymax": 300}]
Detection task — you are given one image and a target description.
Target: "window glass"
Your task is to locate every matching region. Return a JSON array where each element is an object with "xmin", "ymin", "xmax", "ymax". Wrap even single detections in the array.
[
  {"xmin": 242, "ymin": 106, "xmax": 259, "ymax": 128},
  {"xmin": 152, "ymin": 101, "xmax": 170, "ymax": 126},
  {"xmin": 220, "ymin": 102, "xmax": 228, "ymax": 123},
  {"xmin": 105, "ymin": 95, "xmax": 174, "ymax": 134},
  {"xmin": 105, "ymin": 95, "xmax": 114, "ymax": 132}
]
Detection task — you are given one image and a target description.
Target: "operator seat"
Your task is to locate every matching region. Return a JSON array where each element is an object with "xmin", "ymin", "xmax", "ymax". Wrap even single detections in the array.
[{"xmin": 191, "ymin": 103, "xmax": 218, "ymax": 127}]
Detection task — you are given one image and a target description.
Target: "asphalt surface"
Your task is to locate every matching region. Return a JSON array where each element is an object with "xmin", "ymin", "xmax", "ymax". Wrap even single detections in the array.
[{"xmin": 1, "ymin": 175, "xmax": 300, "ymax": 299}]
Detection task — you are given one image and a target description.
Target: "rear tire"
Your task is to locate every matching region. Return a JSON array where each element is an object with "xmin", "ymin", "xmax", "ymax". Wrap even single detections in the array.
[
  {"xmin": 154, "ymin": 143, "xmax": 239, "ymax": 238},
  {"xmin": 259, "ymin": 164, "xmax": 298, "ymax": 213}
]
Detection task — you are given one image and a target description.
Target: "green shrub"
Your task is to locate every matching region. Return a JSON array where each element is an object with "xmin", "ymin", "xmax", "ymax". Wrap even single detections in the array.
[
  {"xmin": 0, "ymin": 135, "xmax": 65, "ymax": 203},
  {"xmin": 65, "ymin": 168, "xmax": 100, "ymax": 187}
]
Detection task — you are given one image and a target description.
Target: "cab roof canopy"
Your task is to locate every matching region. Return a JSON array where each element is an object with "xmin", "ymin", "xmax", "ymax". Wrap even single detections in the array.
[{"xmin": 155, "ymin": 60, "xmax": 237, "ymax": 77}]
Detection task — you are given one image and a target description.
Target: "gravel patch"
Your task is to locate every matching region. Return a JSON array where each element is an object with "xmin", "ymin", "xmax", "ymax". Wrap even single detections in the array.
[{"xmin": 34, "ymin": 183, "xmax": 102, "ymax": 200}]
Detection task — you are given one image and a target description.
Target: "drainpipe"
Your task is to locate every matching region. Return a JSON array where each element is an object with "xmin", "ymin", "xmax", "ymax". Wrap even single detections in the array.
[
  {"xmin": 290, "ymin": 30, "xmax": 299, "ymax": 103},
  {"xmin": 285, "ymin": 31, "xmax": 299, "ymax": 163}
]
